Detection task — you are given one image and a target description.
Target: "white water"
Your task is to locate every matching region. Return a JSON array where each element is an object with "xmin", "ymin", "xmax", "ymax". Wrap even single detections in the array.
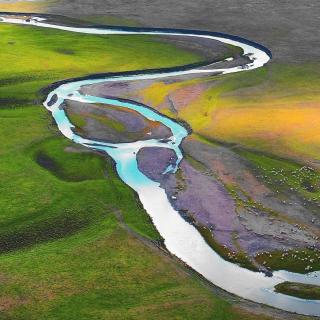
[{"xmin": 1, "ymin": 14, "xmax": 320, "ymax": 316}]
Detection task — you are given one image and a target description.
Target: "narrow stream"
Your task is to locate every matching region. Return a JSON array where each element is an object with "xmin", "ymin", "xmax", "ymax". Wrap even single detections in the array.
[{"xmin": 1, "ymin": 14, "xmax": 320, "ymax": 316}]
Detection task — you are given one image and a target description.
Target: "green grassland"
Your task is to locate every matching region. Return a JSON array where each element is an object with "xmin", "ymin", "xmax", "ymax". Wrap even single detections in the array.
[{"xmin": 0, "ymin": 22, "xmax": 272, "ymax": 319}]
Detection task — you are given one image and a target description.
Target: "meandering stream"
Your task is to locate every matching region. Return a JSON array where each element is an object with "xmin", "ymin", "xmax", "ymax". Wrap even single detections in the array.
[{"xmin": 1, "ymin": 14, "xmax": 320, "ymax": 316}]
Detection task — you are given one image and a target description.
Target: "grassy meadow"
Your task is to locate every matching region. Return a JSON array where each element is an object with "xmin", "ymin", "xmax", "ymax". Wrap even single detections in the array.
[{"xmin": 0, "ymin": 19, "xmax": 277, "ymax": 319}]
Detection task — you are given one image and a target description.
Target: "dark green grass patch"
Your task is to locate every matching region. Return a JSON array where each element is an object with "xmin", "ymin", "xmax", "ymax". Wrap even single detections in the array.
[
  {"xmin": 0, "ymin": 207, "xmax": 93, "ymax": 254},
  {"xmin": 275, "ymin": 282, "xmax": 320, "ymax": 300},
  {"xmin": 31, "ymin": 138, "xmax": 108, "ymax": 182},
  {"xmin": 255, "ymin": 248, "xmax": 320, "ymax": 273}
]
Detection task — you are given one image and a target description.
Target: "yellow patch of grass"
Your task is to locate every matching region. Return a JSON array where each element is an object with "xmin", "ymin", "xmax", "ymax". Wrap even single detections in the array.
[
  {"xmin": 204, "ymin": 102, "xmax": 320, "ymax": 161},
  {"xmin": 141, "ymin": 81, "xmax": 181, "ymax": 106},
  {"xmin": 139, "ymin": 63, "xmax": 320, "ymax": 164},
  {"xmin": 179, "ymin": 88, "xmax": 218, "ymax": 130},
  {"xmin": 0, "ymin": 0, "xmax": 49, "ymax": 12}
]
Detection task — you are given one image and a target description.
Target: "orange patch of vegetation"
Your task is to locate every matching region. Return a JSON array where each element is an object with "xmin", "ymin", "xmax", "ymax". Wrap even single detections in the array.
[
  {"xmin": 207, "ymin": 103, "xmax": 320, "ymax": 162},
  {"xmin": 165, "ymin": 82, "xmax": 207, "ymax": 110},
  {"xmin": 210, "ymin": 159, "xmax": 237, "ymax": 185},
  {"xmin": 0, "ymin": 296, "xmax": 28, "ymax": 311},
  {"xmin": 0, "ymin": 1, "xmax": 48, "ymax": 12},
  {"xmin": 139, "ymin": 63, "xmax": 320, "ymax": 164},
  {"xmin": 242, "ymin": 170, "xmax": 271, "ymax": 196},
  {"xmin": 231, "ymin": 306, "xmax": 273, "ymax": 320},
  {"xmin": 140, "ymin": 76, "xmax": 320, "ymax": 163}
]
